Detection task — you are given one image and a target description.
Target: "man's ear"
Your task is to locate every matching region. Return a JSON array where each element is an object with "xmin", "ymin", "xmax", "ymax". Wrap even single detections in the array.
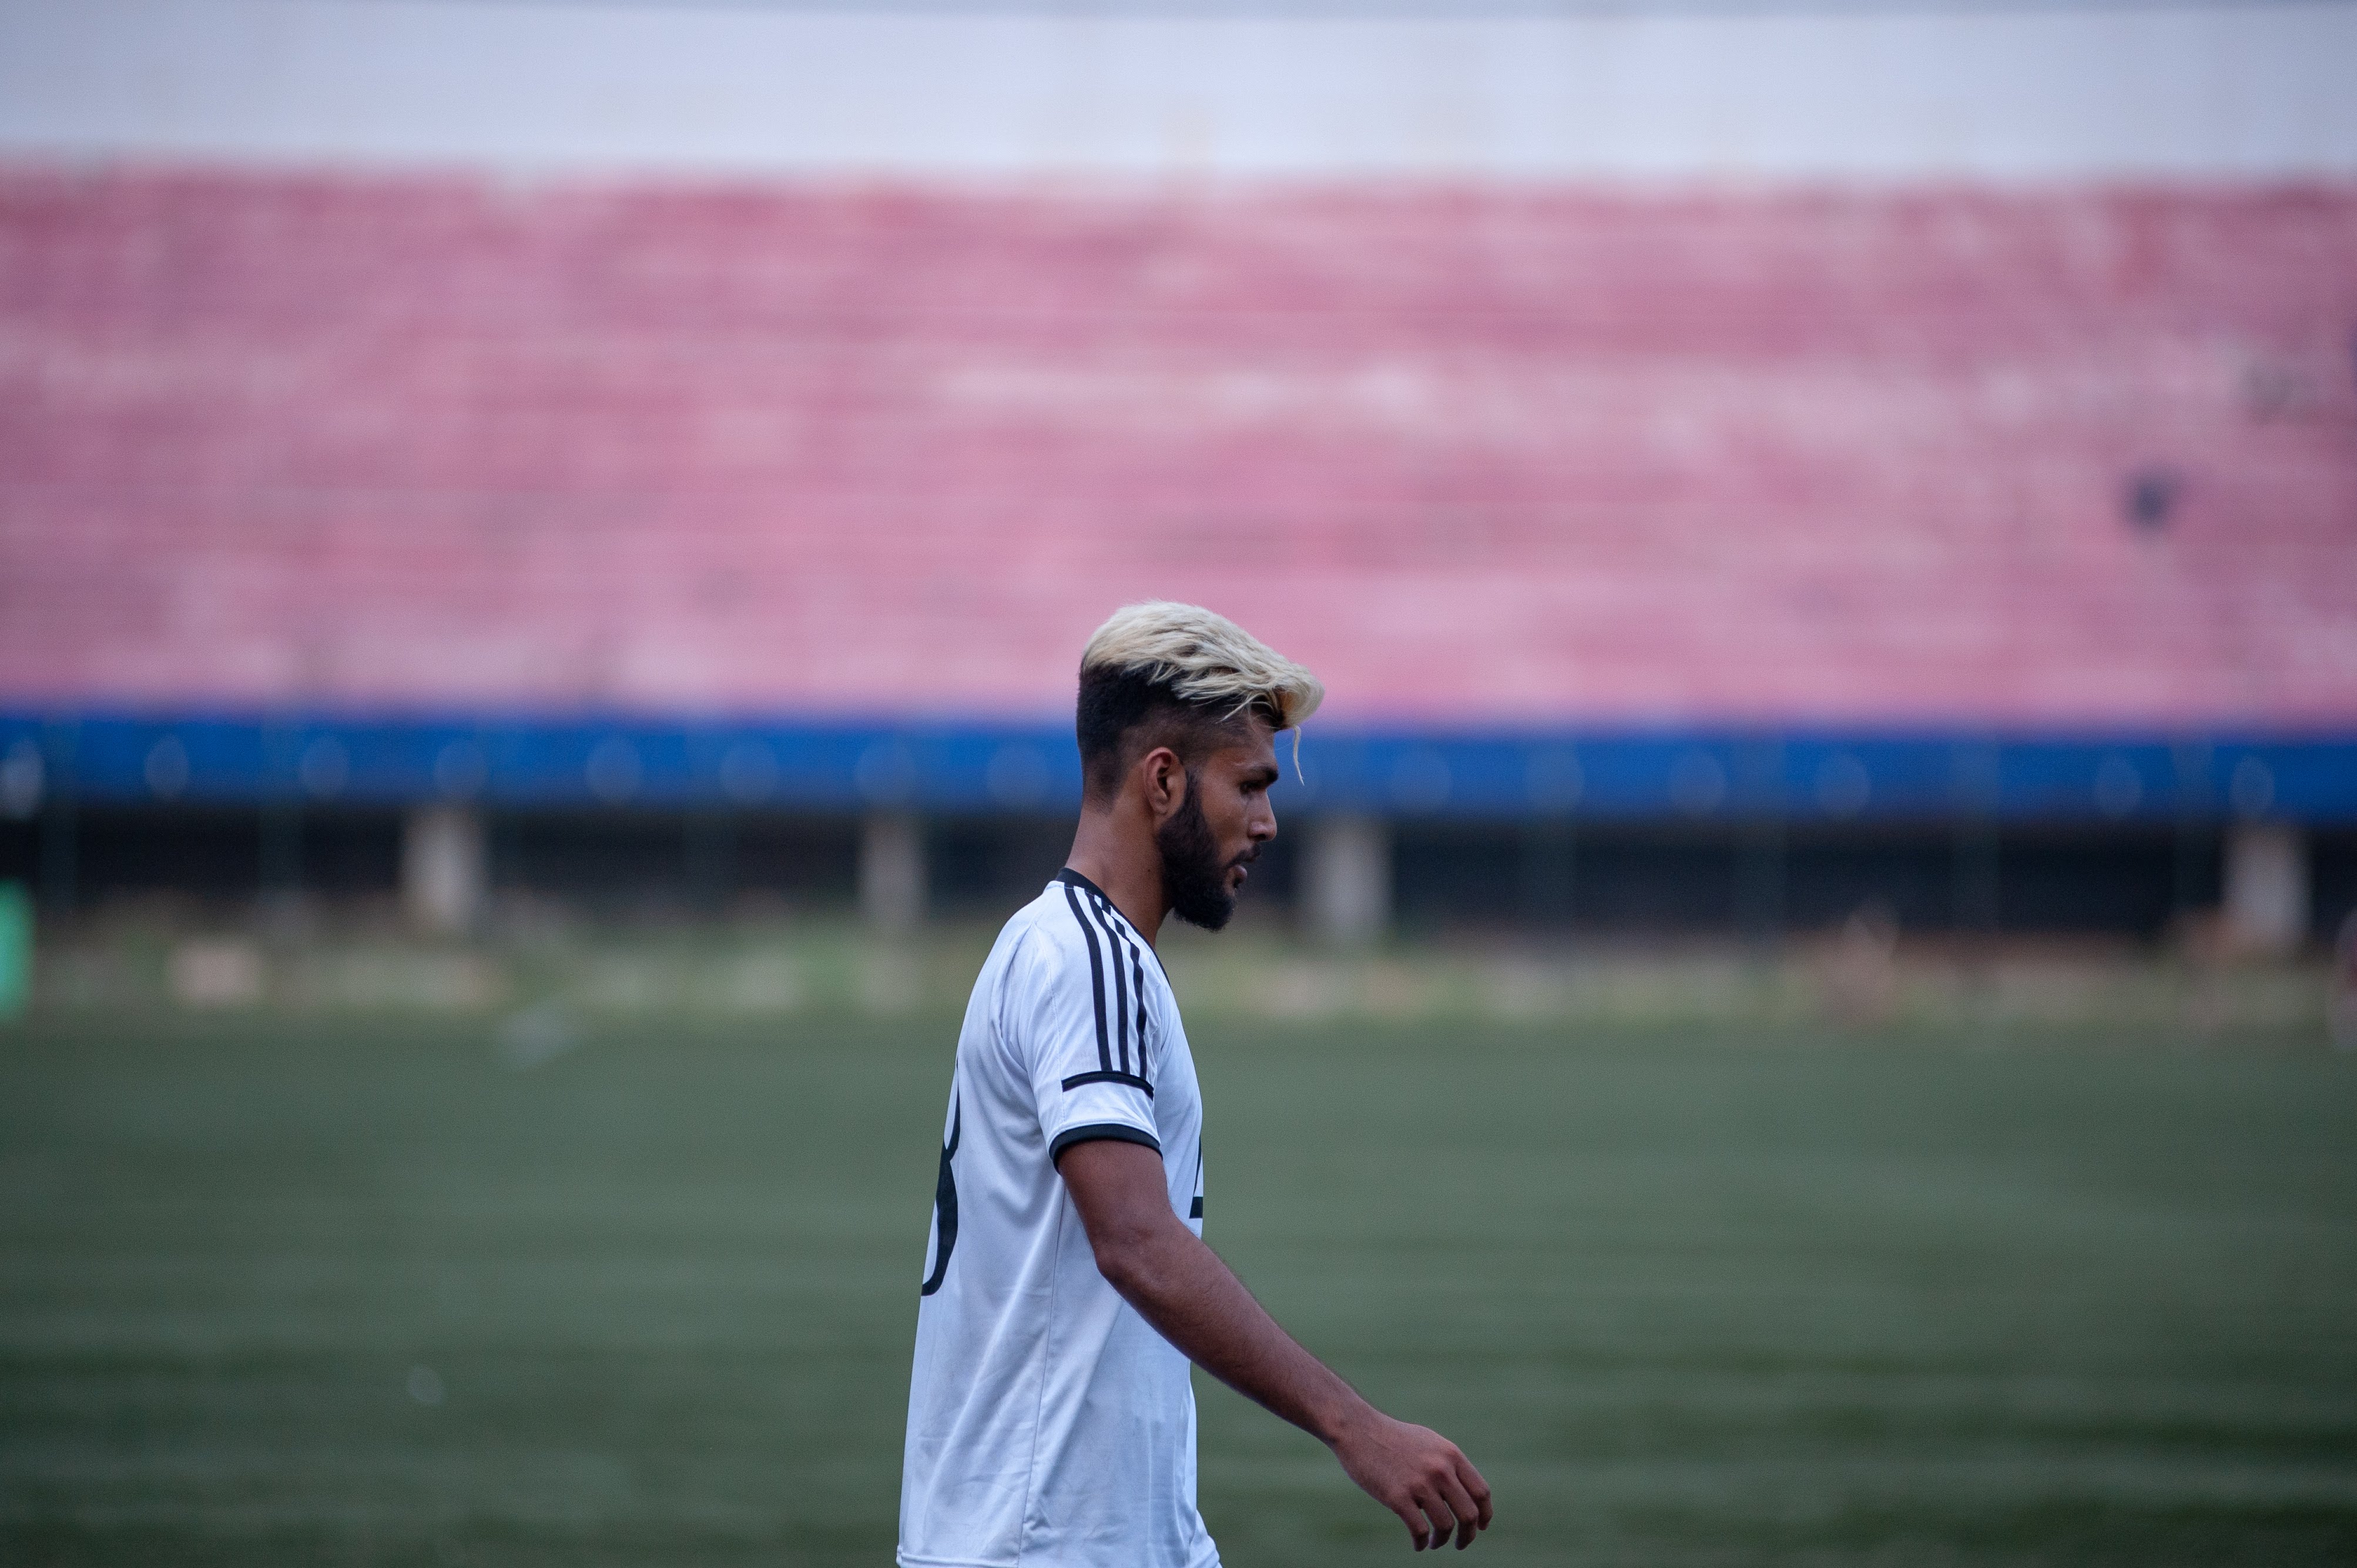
[{"xmin": 1136, "ymin": 744, "xmax": 1186, "ymax": 823}]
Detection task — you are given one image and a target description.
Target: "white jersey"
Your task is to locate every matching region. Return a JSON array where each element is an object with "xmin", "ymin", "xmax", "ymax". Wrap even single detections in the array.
[{"xmin": 899, "ymin": 869, "xmax": 1215, "ymax": 1568}]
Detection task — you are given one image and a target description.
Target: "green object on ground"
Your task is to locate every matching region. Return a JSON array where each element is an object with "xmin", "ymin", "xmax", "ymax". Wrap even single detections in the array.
[
  {"xmin": 1, "ymin": 1014, "xmax": 2352, "ymax": 1565},
  {"xmin": 0, "ymin": 882, "xmax": 29, "ymax": 1019}
]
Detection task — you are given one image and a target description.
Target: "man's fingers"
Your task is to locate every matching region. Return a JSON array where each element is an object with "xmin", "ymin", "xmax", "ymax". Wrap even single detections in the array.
[
  {"xmin": 1414, "ymin": 1489, "xmax": 1459, "ymax": 1553},
  {"xmin": 1387, "ymin": 1495, "xmax": 1431, "ymax": 1551},
  {"xmin": 1435, "ymin": 1470, "xmax": 1482, "ymax": 1549},
  {"xmin": 1457, "ymin": 1455, "xmax": 1495, "ymax": 1529}
]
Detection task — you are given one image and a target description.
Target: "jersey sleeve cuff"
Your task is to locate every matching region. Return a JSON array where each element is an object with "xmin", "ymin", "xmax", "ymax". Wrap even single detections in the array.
[{"xmin": 1049, "ymin": 1122, "xmax": 1162, "ymax": 1166}]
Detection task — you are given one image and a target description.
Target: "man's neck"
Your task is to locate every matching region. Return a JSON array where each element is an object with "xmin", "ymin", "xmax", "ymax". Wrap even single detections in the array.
[{"xmin": 1064, "ymin": 808, "xmax": 1167, "ymax": 946}]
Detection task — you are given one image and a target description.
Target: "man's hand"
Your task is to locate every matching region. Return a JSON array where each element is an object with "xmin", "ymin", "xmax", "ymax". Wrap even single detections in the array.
[
  {"xmin": 1058, "ymin": 1137, "xmax": 1494, "ymax": 1552},
  {"xmin": 1327, "ymin": 1408, "xmax": 1493, "ymax": 1552}
]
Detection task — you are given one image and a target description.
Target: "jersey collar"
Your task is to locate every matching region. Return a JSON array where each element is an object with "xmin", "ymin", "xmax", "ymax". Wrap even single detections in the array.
[
  {"xmin": 1055, "ymin": 867, "xmax": 1168, "ymax": 976},
  {"xmin": 1055, "ymin": 866, "xmax": 1112, "ymax": 905}
]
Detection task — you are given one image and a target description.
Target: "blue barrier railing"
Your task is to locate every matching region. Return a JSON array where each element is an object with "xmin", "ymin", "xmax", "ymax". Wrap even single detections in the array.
[{"xmin": 1, "ymin": 709, "xmax": 2352, "ymax": 825}]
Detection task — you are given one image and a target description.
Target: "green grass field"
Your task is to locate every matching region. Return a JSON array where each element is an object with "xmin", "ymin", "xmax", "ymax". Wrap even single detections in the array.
[{"xmin": 4, "ymin": 1009, "xmax": 2353, "ymax": 1566}]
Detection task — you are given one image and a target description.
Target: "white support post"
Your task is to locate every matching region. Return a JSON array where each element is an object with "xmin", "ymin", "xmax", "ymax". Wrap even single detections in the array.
[
  {"xmin": 1305, "ymin": 814, "xmax": 1390, "ymax": 947},
  {"xmin": 2223, "ymin": 822, "xmax": 2308, "ymax": 958},
  {"xmin": 403, "ymin": 805, "xmax": 486, "ymax": 936},
  {"xmin": 861, "ymin": 811, "xmax": 926, "ymax": 934}
]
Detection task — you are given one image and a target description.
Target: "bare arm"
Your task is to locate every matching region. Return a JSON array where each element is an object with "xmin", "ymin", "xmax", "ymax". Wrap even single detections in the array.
[{"xmin": 1057, "ymin": 1137, "xmax": 1493, "ymax": 1552}]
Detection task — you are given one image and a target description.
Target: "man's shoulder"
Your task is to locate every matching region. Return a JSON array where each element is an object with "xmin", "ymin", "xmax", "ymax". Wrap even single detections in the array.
[
  {"xmin": 965, "ymin": 883, "xmax": 1107, "ymax": 1073},
  {"xmin": 990, "ymin": 878, "xmax": 1095, "ymax": 979}
]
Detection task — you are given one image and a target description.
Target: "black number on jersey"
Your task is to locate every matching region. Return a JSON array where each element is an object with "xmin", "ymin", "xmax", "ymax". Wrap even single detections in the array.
[{"xmin": 919, "ymin": 1093, "xmax": 961, "ymax": 1297}]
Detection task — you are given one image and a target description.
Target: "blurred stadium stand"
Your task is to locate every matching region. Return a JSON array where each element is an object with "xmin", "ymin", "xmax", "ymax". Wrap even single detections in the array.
[{"xmin": 1, "ymin": 4, "xmax": 2353, "ymax": 949}]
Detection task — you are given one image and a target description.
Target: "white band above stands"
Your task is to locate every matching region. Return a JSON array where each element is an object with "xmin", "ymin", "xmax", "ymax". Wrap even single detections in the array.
[{"xmin": 2, "ymin": 0, "xmax": 2353, "ymax": 180}]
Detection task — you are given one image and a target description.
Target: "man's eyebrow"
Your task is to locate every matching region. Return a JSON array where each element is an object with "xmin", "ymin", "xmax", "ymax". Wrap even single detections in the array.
[{"xmin": 1243, "ymin": 762, "xmax": 1282, "ymax": 785}]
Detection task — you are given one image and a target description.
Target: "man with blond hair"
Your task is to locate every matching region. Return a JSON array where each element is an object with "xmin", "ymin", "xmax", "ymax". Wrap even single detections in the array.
[{"xmin": 898, "ymin": 603, "xmax": 1493, "ymax": 1567}]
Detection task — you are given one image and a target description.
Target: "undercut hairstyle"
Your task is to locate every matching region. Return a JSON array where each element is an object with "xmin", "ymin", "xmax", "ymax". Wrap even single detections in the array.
[{"xmin": 1076, "ymin": 602, "xmax": 1325, "ymax": 803}]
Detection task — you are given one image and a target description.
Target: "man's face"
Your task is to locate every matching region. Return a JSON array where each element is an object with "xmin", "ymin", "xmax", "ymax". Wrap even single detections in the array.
[{"xmin": 1155, "ymin": 720, "xmax": 1280, "ymax": 931}]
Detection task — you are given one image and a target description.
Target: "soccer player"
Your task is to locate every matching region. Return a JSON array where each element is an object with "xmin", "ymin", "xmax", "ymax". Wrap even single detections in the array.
[{"xmin": 899, "ymin": 603, "xmax": 1493, "ymax": 1567}]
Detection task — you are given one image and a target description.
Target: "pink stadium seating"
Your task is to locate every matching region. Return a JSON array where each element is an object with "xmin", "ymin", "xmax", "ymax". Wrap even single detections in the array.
[{"xmin": 2, "ymin": 167, "xmax": 2352, "ymax": 727}]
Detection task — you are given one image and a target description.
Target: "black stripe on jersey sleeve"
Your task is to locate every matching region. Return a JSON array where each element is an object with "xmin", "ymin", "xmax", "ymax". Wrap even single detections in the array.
[
  {"xmin": 1079, "ymin": 891, "xmax": 1131, "ymax": 1075},
  {"xmin": 1189, "ymin": 1196, "xmax": 1204, "ymax": 1219},
  {"xmin": 1105, "ymin": 891, "xmax": 1152, "ymax": 1079},
  {"xmin": 1081, "ymin": 889, "xmax": 1133, "ymax": 1076},
  {"xmin": 1060, "ymin": 879, "xmax": 1113, "ymax": 1072},
  {"xmin": 1049, "ymin": 1122, "xmax": 1162, "ymax": 1165},
  {"xmin": 1129, "ymin": 941, "xmax": 1149, "ymax": 1073},
  {"xmin": 1060, "ymin": 1069, "xmax": 1155, "ymax": 1097},
  {"xmin": 1085, "ymin": 888, "xmax": 1156, "ymax": 1084}
]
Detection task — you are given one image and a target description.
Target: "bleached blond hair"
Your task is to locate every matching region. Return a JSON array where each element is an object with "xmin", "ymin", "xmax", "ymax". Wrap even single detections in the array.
[{"xmin": 1081, "ymin": 602, "xmax": 1324, "ymax": 735}]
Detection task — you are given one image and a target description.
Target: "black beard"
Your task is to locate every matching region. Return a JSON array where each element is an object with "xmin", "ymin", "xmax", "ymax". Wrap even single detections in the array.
[{"xmin": 1156, "ymin": 775, "xmax": 1248, "ymax": 932}]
